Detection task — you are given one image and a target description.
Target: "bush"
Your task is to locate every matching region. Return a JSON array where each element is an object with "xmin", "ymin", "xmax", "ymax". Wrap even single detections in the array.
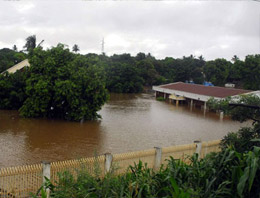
[
  {"xmin": 18, "ymin": 45, "xmax": 109, "ymax": 121},
  {"xmin": 156, "ymin": 96, "xmax": 166, "ymax": 101},
  {"xmin": 221, "ymin": 125, "xmax": 260, "ymax": 153}
]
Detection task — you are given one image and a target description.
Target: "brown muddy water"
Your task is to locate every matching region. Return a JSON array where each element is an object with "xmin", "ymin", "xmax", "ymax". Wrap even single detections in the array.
[{"xmin": 0, "ymin": 93, "xmax": 249, "ymax": 167}]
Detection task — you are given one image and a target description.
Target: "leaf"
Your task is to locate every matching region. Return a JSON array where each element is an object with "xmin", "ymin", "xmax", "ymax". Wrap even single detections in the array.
[
  {"xmin": 248, "ymin": 155, "xmax": 259, "ymax": 191},
  {"xmin": 250, "ymin": 139, "xmax": 260, "ymax": 142},
  {"xmin": 237, "ymin": 166, "xmax": 249, "ymax": 197}
]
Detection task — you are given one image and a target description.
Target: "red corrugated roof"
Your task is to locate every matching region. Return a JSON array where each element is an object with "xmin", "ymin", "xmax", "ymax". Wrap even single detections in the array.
[{"xmin": 159, "ymin": 82, "xmax": 252, "ymax": 98}]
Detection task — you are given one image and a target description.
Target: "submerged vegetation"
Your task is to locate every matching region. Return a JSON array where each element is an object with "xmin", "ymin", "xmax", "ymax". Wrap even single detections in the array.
[{"xmin": 1, "ymin": 44, "xmax": 109, "ymax": 121}]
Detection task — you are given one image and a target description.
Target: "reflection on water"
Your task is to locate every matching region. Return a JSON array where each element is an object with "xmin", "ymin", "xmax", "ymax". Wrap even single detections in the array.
[{"xmin": 0, "ymin": 93, "xmax": 249, "ymax": 167}]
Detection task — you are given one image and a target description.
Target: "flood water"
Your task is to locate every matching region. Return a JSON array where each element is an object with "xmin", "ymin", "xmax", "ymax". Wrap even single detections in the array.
[{"xmin": 0, "ymin": 93, "xmax": 249, "ymax": 167}]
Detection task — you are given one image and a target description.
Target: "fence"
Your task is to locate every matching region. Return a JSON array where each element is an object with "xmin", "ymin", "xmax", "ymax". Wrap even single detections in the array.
[{"xmin": 0, "ymin": 139, "xmax": 221, "ymax": 197}]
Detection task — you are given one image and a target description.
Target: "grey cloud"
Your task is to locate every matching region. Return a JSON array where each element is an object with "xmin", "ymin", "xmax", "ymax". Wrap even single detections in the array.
[{"xmin": 0, "ymin": 1, "xmax": 259, "ymax": 60}]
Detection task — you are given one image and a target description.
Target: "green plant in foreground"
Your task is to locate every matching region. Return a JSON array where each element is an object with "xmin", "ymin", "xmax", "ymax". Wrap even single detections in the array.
[{"xmin": 31, "ymin": 146, "xmax": 260, "ymax": 198}]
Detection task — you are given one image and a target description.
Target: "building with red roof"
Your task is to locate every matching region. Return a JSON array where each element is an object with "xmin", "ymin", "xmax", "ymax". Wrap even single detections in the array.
[{"xmin": 152, "ymin": 82, "xmax": 258, "ymax": 109}]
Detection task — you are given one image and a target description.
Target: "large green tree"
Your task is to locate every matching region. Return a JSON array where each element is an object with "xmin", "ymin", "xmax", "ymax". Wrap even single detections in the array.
[
  {"xmin": 241, "ymin": 55, "xmax": 260, "ymax": 90},
  {"xmin": 203, "ymin": 58, "xmax": 232, "ymax": 86},
  {"xmin": 19, "ymin": 44, "xmax": 108, "ymax": 121},
  {"xmin": 105, "ymin": 62, "xmax": 144, "ymax": 93}
]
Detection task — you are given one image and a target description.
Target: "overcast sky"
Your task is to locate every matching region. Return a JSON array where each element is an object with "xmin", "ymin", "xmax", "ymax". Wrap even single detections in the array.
[{"xmin": 0, "ymin": 1, "xmax": 259, "ymax": 60}]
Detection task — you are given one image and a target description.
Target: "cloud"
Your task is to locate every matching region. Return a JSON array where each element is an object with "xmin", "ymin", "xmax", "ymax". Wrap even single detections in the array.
[{"xmin": 0, "ymin": 1, "xmax": 259, "ymax": 60}]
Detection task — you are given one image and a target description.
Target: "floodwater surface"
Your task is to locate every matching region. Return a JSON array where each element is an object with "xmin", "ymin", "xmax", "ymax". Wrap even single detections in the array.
[{"xmin": 0, "ymin": 93, "xmax": 249, "ymax": 167}]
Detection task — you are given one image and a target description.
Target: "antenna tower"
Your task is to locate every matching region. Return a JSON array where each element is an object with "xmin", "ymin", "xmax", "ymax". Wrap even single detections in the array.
[{"xmin": 101, "ymin": 38, "xmax": 105, "ymax": 54}]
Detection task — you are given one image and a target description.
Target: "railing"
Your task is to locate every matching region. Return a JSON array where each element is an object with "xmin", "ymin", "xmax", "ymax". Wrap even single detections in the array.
[{"xmin": 0, "ymin": 139, "xmax": 221, "ymax": 197}]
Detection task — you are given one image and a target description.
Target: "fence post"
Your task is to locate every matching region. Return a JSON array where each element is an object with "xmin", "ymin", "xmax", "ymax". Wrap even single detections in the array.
[
  {"xmin": 194, "ymin": 140, "xmax": 202, "ymax": 159},
  {"xmin": 42, "ymin": 161, "xmax": 51, "ymax": 197},
  {"xmin": 42, "ymin": 161, "xmax": 51, "ymax": 183},
  {"xmin": 154, "ymin": 147, "xmax": 162, "ymax": 171},
  {"xmin": 105, "ymin": 153, "xmax": 113, "ymax": 174}
]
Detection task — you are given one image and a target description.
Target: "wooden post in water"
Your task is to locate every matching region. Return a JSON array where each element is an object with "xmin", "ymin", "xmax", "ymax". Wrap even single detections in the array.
[
  {"xmin": 220, "ymin": 111, "xmax": 224, "ymax": 120},
  {"xmin": 190, "ymin": 99, "xmax": 193, "ymax": 111},
  {"xmin": 203, "ymin": 101, "xmax": 207, "ymax": 110},
  {"xmin": 154, "ymin": 147, "xmax": 162, "ymax": 171},
  {"xmin": 194, "ymin": 140, "xmax": 202, "ymax": 159},
  {"xmin": 105, "ymin": 153, "xmax": 113, "ymax": 174}
]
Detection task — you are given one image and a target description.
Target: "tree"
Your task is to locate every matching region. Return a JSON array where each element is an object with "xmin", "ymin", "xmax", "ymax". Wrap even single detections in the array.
[
  {"xmin": 203, "ymin": 58, "xmax": 232, "ymax": 86},
  {"xmin": 207, "ymin": 94, "xmax": 260, "ymax": 124},
  {"xmin": 23, "ymin": 35, "xmax": 36, "ymax": 52},
  {"xmin": 105, "ymin": 62, "xmax": 144, "ymax": 93},
  {"xmin": 19, "ymin": 44, "xmax": 108, "ymax": 121},
  {"xmin": 231, "ymin": 55, "xmax": 239, "ymax": 63},
  {"xmin": 137, "ymin": 59, "xmax": 157, "ymax": 86},
  {"xmin": 72, "ymin": 44, "xmax": 80, "ymax": 53},
  {"xmin": 207, "ymin": 94, "xmax": 260, "ymax": 153},
  {"xmin": 135, "ymin": 52, "xmax": 146, "ymax": 61},
  {"xmin": 241, "ymin": 55, "xmax": 260, "ymax": 90},
  {"xmin": 0, "ymin": 69, "xmax": 28, "ymax": 109},
  {"xmin": 13, "ymin": 45, "xmax": 17, "ymax": 52}
]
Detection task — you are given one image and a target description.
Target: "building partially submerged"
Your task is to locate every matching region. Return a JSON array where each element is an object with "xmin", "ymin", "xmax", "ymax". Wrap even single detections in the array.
[
  {"xmin": 153, "ymin": 82, "xmax": 259, "ymax": 109},
  {"xmin": 1, "ymin": 59, "xmax": 30, "ymax": 74}
]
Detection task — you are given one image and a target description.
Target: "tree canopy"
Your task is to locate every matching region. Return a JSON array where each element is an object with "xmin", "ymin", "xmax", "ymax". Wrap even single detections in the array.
[
  {"xmin": 72, "ymin": 44, "xmax": 80, "ymax": 53},
  {"xmin": 0, "ymin": 44, "xmax": 108, "ymax": 121},
  {"xmin": 207, "ymin": 94, "xmax": 260, "ymax": 124},
  {"xmin": 23, "ymin": 35, "xmax": 37, "ymax": 52},
  {"xmin": 19, "ymin": 44, "xmax": 108, "ymax": 121}
]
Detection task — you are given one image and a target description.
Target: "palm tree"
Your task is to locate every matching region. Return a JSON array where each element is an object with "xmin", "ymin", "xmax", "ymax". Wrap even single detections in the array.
[{"xmin": 72, "ymin": 44, "xmax": 80, "ymax": 53}]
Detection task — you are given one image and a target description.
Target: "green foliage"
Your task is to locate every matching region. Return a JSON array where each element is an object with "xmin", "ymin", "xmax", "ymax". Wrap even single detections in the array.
[
  {"xmin": 23, "ymin": 35, "xmax": 36, "ymax": 52},
  {"xmin": 156, "ymin": 96, "xmax": 166, "ymax": 101},
  {"xmin": 72, "ymin": 44, "xmax": 80, "ymax": 53},
  {"xmin": 0, "ymin": 48, "xmax": 26, "ymax": 73},
  {"xmin": 207, "ymin": 94, "xmax": 260, "ymax": 124},
  {"xmin": 241, "ymin": 55, "xmax": 260, "ymax": 90},
  {"xmin": 0, "ymin": 70, "xmax": 28, "ymax": 109},
  {"xmin": 230, "ymin": 94, "xmax": 260, "ymax": 123},
  {"xmin": 19, "ymin": 44, "xmax": 108, "ymax": 121},
  {"xmin": 105, "ymin": 62, "xmax": 144, "ymax": 93},
  {"xmin": 203, "ymin": 58, "xmax": 232, "ymax": 86},
  {"xmin": 207, "ymin": 97, "xmax": 231, "ymax": 114},
  {"xmin": 31, "ymin": 147, "xmax": 260, "ymax": 198},
  {"xmin": 221, "ymin": 126, "xmax": 260, "ymax": 153}
]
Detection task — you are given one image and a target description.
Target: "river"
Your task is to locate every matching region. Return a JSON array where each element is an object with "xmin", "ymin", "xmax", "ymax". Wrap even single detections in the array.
[{"xmin": 0, "ymin": 93, "xmax": 249, "ymax": 167}]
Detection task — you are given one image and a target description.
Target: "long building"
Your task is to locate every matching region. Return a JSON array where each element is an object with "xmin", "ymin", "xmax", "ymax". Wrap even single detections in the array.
[{"xmin": 153, "ymin": 82, "xmax": 259, "ymax": 109}]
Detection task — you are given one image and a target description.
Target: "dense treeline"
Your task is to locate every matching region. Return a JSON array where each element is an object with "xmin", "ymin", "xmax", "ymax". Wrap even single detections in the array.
[
  {"xmin": 1, "ymin": 35, "xmax": 260, "ymax": 120},
  {"xmin": 1, "ymin": 47, "xmax": 260, "ymax": 93}
]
